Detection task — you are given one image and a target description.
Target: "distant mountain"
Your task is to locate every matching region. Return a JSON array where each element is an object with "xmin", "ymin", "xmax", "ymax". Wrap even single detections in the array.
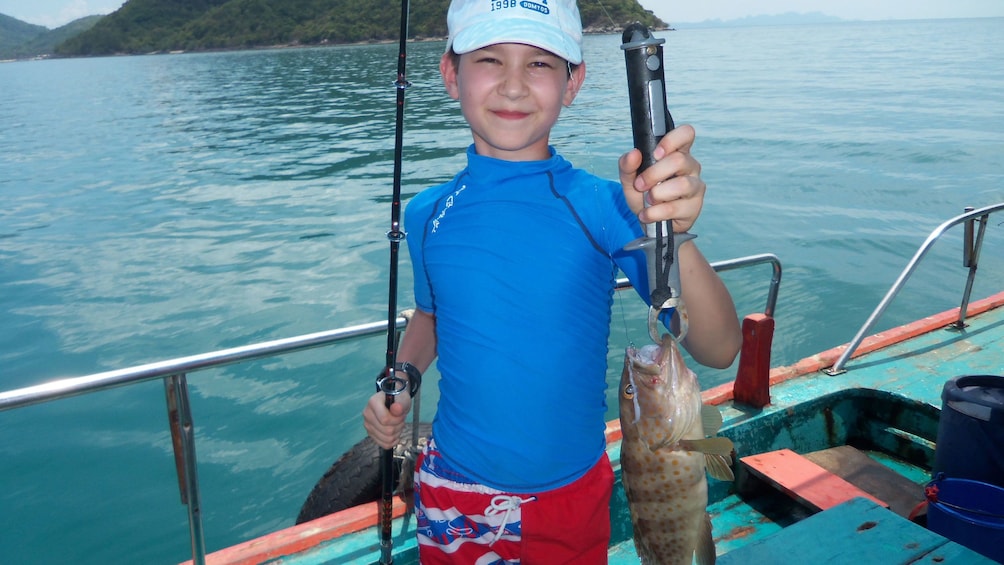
[
  {"xmin": 0, "ymin": 14, "xmax": 104, "ymax": 60},
  {"xmin": 677, "ymin": 12, "xmax": 845, "ymax": 29},
  {"xmin": 53, "ymin": 0, "xmax": 666, "ymax": 56},
  {"xmin": 1, "ymin": 13, "xmax": 47, "ymax": 57}
]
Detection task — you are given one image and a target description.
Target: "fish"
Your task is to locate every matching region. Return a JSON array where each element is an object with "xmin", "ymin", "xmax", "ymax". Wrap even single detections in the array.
[{"xmin": 619, "ymin": 332, "xmax": 734, "ymax": 565}]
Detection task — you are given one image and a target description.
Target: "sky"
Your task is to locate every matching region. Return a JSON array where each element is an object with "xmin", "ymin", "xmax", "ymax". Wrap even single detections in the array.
[
  {"xmin": 2, "ymin": 0, "xmax": 1003, "ymax": 29},
  {"xmin": 645, "ymin": 0, "xmax": 1004, "ymax": 24}
]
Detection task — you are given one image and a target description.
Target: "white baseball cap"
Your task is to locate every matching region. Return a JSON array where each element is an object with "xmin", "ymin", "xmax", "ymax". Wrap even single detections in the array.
[{"xmin": 446, "ymin": 0, "xmax": 584, "ymax": 65}]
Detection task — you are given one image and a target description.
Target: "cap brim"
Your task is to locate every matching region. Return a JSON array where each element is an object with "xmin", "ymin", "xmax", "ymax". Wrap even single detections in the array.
[{"xmin": 451, "ymin": 18, "xmax": 582, "ymax": 64}]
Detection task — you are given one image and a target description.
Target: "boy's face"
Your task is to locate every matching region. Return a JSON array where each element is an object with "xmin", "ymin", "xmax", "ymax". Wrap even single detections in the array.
[{"xmin": 440, "ymin": 43, "xmax": 585, "ymax": 161}]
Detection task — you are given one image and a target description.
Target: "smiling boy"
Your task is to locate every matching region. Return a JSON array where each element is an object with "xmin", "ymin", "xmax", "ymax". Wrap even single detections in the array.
[
  {"xmin": 362, "ymin": 1, "xmax": 741, "ymax": 562},
  {"xmin": 445, "ymin": 39, "xmax": 580, "ymax": 160}
]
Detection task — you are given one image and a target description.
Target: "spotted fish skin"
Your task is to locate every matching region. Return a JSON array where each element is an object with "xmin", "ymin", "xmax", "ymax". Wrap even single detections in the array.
[{"xmin": 618, "ymin": 334, "xmax": 716, "ymax": 565}]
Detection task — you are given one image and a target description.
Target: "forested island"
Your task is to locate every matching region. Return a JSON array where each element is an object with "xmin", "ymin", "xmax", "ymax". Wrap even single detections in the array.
[{"xmin": 1, "ymin": 0, "xmax": 666, "ymax": 59}]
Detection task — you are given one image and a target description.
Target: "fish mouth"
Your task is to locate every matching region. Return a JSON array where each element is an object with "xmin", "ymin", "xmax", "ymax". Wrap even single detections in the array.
[{"xmin": 629, "ymin": 343, "xmax": 663, "ymax": 365}]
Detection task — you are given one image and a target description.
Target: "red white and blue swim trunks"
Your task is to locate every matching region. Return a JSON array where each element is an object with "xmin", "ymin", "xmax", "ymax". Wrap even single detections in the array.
[{"xmin": 414, "ymin": 438, "xmax": 613, "ymax": 564}]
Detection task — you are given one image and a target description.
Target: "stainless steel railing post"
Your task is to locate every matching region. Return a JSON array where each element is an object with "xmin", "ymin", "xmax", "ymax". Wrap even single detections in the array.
[
  {"xmin": 166, "ymin": 374, "xmax": 206, "ymax": 565},
  {"xmin": 828, "ymin": 202, "xmax": 1004, "ymax": 374},
  {"xmin": 955, "ymin": 212, "xmax": 988, "ymax": 329}
]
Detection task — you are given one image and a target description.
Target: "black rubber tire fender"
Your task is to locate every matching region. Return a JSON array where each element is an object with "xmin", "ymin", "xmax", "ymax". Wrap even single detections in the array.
[{"xmin": 295, "ymin": 422, "xmax": 432, "ymax": 524}]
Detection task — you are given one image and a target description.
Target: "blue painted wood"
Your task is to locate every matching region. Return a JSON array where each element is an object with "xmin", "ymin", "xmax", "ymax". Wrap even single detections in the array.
[{"xmin": 717, "ymin": 497, "xmax": 998, "ymax": 564}]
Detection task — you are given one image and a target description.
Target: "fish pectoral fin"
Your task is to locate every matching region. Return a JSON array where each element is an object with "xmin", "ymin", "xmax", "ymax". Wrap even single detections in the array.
[
  {"xmin": 695, "ymin": 512, "xmax": 716, "ymax": 565},
  {"xmin": 701, "ymin": 404, "xmax": 724, "ymax": 435},
  {"xmin": 679, "ymin": 437, "xmax": 733, "ymax": 455},
  {"xmin": 705, "ymin": 453, "xmax": 735, "ymax": 482}
]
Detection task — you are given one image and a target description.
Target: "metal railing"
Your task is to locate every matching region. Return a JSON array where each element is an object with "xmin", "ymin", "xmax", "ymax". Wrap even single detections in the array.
[
  {"xmin": 826, "ymin": 202, "xmax": 1004, "ymax": 375},
  {"xmin": 0, "ymin": 253, "xmax": 779, "ymax": 565},
  {"xmin": 616, "ymin": 252, "xmax": 782, "ymax": 318},
  {"xmin": 0, "ymin": 317, "xmax": 410, "ymax": 565}
]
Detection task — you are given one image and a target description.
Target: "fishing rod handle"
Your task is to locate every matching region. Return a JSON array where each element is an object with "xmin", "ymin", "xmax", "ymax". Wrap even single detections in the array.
[{"xmin": 622, "ymin": 23, "xmax": 676, "ymax": 241}]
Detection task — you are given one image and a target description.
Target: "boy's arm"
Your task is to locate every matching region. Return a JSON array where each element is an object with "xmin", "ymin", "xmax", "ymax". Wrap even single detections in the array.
[
  {"xmin": 362, "ymin": 309, "xmax": 437, "ymax": 449},
  {"xmin": 677, "ymin": 241, "xmax": 741, "ymax": 368},
  {"xmin": 395, "ymin": 308, "xmax": 438, "ymax": 375}
]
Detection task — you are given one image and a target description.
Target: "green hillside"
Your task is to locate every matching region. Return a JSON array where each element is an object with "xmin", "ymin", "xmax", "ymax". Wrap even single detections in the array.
[
  {"xmin": 53, "ymin": 0, "xmax": 666, "ymax": 56},
  {"xmin": 22, "ymin": 17, "xmax": 105, "ymax": 58},
  {"xmin": 1, "ymin": 13, "xmax": 48, "ymax": 57},
  {"xmin": 1, "ymin": 14, "xmax": 106, "ymax": 59}
]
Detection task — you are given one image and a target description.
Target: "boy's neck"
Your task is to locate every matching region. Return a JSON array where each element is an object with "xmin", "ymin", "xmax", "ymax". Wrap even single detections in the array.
[{"xmin": 472, "ymin": 143, "xmax": 553, "ymax": 162}]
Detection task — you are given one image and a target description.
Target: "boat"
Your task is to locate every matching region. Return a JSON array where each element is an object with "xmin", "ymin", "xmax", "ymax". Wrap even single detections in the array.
[{"xmin": 2, "ymin": 203, "xmax": 1003, "ymax": 564}]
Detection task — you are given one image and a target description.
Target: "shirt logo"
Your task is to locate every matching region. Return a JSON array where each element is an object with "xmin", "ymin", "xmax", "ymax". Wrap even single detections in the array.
[{"xmin": 431, "ymin": 184, "xmax": 467, "ymax": 234}]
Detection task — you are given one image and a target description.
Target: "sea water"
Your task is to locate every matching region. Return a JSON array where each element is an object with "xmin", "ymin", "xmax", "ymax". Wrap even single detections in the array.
[{"xmin": 1, "ymin": 18, "xmax": 1003, "ymax": 565}]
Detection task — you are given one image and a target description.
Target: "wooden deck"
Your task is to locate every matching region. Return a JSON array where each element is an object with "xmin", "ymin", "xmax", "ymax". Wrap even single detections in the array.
[{"xmin": 718, "ymin": 497, "xmax": 997, "ymax": 564}]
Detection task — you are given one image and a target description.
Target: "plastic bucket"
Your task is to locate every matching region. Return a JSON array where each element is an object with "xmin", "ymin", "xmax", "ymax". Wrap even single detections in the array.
[
  {"xmin": 925, "ymin": 474, "xmax": 1004, "ymax": 562},
  {"xmin": 933, "ymin": 375, "xmax": 1004, "ymax": 488}
]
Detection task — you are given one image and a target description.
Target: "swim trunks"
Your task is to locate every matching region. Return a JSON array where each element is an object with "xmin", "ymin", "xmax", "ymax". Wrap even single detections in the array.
[{"xmin": 415, "ymin": 438, "xmax": 613, "ymax": 564}]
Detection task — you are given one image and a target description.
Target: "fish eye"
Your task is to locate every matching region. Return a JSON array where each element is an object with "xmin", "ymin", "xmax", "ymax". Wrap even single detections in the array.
[{"xmin": 623, "ymin": 383, "xmax": 635, "ymax": 399}]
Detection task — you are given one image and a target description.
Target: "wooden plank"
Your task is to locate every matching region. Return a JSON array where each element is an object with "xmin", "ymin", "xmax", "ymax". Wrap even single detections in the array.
[
  {"xmin": 913, "ymin": 542, "xmax": 1004, "ymax": 564},
  {"xmin": 179, "ymin": 498, "xmax": 412, "ymax": 565},
  {"xmin": 718, "ymin": 497, "xmax": 998, "ymax": 564},
  {"xmin": 804, "ymin": 445, "xmax": 925, "ymax": 518},
  {"xmin": 741, "ymin": 448, "xmax": 887, "ymax": 511}
]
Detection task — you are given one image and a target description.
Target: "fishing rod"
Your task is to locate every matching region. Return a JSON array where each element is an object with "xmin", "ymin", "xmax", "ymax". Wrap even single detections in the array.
[
  {"xmin": 621, "ymin": 22, "xmax": 688, "ymax": 343},
  {"xmin": 374, "ymin": 0, "xmax": 412, "ymax": 562}
]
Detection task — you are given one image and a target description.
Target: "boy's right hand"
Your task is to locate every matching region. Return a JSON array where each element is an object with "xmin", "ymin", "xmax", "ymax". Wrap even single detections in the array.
[
  {"xmin": 362, "ymin": 390, "xmax": 412, "ymax": 449},
  {"xmin": 618, "ymin": 124, "xmax": 705, "ymax": 233}
]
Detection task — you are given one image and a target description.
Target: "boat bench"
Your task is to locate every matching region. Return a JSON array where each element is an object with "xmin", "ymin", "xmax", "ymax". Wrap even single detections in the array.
[
  {"xmin": 717, "ymin": 496, "xmax": 997, "ymax": 564},
  {"xmin": 739, "ymin": 448, "xmax": 888, "ymax": 511},
  {"xmin": 739, "ymin": 446, "xmax": 930, "ymax": 517}
]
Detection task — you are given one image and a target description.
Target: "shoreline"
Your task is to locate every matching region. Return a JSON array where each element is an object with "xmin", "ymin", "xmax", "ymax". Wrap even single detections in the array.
[{"xmin": 7, "ymin": 25, "xmax": 675, "ymax": 62}]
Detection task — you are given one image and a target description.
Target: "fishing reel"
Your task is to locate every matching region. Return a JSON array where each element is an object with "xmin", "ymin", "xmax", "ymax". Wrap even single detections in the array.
[{"xmin": 376, "ymin": 361, "xmax": 422, "ymax": 398}]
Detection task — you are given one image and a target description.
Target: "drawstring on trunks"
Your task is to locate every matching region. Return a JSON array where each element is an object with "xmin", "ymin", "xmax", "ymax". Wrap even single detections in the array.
[{"xmin": 484, "ymin": 494, "xmax": 537, "ymax": 546}]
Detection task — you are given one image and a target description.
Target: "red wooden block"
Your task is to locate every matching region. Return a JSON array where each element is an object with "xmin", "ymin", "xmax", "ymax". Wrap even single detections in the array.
[
  {"xmin": 733, "ymin": 313, "xmax": 774, "ymax": 408},
  {"xmin": 741, "ymin": 449, "xmax": 888, "ymax": 511}
]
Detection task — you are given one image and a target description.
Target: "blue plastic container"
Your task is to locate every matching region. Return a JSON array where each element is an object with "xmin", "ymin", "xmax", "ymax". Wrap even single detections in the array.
[
  {"xmin": 926, "ymin": 474, "xmax": 1004, "ymax": 562},
  {"xmin": 933, "ymin": 375, "xmax": 1004, "ymax": 488}
]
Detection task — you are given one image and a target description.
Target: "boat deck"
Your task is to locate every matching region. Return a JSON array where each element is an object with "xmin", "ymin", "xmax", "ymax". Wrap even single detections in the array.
[
  {"xmin": 191, "ymin": 294, "xmax": 1004, "ymax": 564},
  {"xmin": 694, "ymin": 293, "xmax": 1003, "ymax": 562},
  {"xmin": 715, "ymin": 497, "xmax": 997, "ymax": 564}
]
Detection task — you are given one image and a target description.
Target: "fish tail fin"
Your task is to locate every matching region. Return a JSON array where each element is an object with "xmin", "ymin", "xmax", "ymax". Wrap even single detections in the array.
[
  {"xmin": 696, "ymin": 512, "xmax": 716, "ymax": 565},
  {"xmin": 705, "ymin": 453, "xmax": 735, "ymax": 482}
]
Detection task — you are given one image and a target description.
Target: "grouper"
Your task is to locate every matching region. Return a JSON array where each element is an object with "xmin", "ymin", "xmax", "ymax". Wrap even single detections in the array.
[{"xmin": 619, "ymin": 333, "xmax": 734, "ymax": 565}]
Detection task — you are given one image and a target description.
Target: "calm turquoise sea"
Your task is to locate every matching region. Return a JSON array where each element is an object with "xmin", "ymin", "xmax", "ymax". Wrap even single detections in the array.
[{"xmin": 2, "ymin": 18, "xmax": 1003, "ymax": 565}]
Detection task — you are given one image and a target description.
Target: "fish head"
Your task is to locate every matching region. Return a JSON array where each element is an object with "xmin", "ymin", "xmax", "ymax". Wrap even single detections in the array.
[{"xmin": 619, "ymin": 334, "xmax": 702, "ymax": 451}]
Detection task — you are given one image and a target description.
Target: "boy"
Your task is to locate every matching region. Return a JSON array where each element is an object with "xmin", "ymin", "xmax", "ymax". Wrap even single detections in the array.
[{"xmin": 363, "ymin": 0, "xmax": 741, "ymax": 562}]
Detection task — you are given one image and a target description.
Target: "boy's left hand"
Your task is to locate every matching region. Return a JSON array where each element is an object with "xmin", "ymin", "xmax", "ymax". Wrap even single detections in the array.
[{"xmin": 618, "ymin": 124, "xmax": 705, "ymax": 233}]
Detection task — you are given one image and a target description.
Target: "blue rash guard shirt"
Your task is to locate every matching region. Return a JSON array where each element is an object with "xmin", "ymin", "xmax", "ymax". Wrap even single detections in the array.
[{"xmin": 405, "ymin": 145, "xmax": 656, "ymax": 492}]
